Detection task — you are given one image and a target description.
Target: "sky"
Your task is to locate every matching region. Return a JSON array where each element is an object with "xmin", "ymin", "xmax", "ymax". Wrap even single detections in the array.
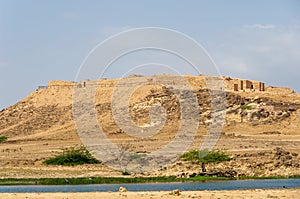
[{"xmin": 0, "ymin": 0, "xmax": 300, "ymax": 109}]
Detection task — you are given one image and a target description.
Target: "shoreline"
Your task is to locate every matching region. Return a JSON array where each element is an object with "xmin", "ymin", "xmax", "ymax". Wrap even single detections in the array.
[
  {"xmin": 0, "ymin": 188, "xmax": 299, "ymax": 199},
  {"xmin": 0, "ymin": 175, "xmax": 299, "ymax": 185}
]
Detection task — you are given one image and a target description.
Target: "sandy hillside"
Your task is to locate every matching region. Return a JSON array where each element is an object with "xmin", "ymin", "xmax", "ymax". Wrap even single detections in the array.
[{"xmin": 0, "ymin": 74, "xmax": 299, "ymax": 177}]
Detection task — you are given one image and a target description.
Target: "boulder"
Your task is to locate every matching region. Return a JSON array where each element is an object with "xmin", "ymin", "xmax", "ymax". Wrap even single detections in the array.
[{"xmin": 119, "ymin": 186, "xmax": 127, "ymax": 192}]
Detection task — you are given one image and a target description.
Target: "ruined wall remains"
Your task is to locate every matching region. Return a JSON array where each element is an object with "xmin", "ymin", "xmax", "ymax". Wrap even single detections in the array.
[
  {"xmin": 223, "ymin": 77, "xmax": 265, "ymax": 92},
  {"xmin": 265, "ymin": 86, "xmax": 295, "ymax": 94},
  {"xmin": 46, "ymin": 76, "xmax": 266, "ymax": 93},
  {"xmin": 48, "ymin": 80, "xmax": 76, "ymax": 89}
]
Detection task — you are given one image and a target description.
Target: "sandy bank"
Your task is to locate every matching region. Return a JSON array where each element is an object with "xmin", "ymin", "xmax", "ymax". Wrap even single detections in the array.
[{"xmin": 0, "ymin": 188, "xmax": 299, "ymax": 199}]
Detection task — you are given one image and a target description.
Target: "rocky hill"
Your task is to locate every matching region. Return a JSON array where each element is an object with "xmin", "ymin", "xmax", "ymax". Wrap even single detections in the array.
[{"xmin": 0, "ymin": 74, "xmax": 299, "ymax": 178}]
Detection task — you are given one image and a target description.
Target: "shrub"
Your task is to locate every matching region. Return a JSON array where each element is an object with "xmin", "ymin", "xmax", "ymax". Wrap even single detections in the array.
[
  {"xmin": 0, "ymin": 136, "xmax": 7, "ymax": 143},
  {"xmin": 122, "ymin": 170, "xmax": 131, "ymax": 175},
  {"xmin": 179, "ymin": 150, "xmax": 201, "ymax": 163},
  {"xmin": 180, "ymin": 149, "xmax": 231, "ymax": 163},
  {"xmin": 241, "ymin": 105, "xmax": 252, "ymax": 110},
  {"xmin": 44, "ymin": 145, "xmax": 100, "ymax": 166}
]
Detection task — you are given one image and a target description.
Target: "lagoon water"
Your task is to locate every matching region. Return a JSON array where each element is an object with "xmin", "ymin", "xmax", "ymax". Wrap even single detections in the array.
[{"xmin": 0, "ymin": 179, "xmax": 299, "ymax": 193}]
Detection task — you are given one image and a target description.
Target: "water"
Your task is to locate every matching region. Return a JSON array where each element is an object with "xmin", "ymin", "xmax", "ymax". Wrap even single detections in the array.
[{"xmin": 0, "ymin": 179, "xmax": 299, "ymax": 193}]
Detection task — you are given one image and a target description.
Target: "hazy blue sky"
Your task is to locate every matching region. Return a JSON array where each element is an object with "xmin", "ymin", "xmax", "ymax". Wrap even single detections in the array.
[{"xmin": 0, "ymin": 0, "xmax": 299, "ymax": 109}]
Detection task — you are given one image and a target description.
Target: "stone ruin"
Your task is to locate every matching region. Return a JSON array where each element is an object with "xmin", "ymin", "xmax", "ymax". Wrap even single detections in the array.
[
  {"xmin": 43, "ymin": 75, "xmax": 266, "ymax": 93},
  {"xmin": 223, "ymin": 77, "xmax": 265, "ymax": 92}
]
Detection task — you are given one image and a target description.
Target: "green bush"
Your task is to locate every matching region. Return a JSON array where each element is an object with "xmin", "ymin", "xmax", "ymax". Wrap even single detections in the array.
[
  {"xmin": 0, "ymin": 136, "xmax": 7, "ymax": 142},
  {"xmin": 241, "ymin": 105, "xmax": 252, "ymax": 110},
  {"xmin": 179, "ymin": 150, "xmax": 201, "ymax": 163},
  {"xmin": 44, "ymin": 145, "xmax": 100, "ymax": 166},
  {"xmin": 180, "ymin": 149, "xmax": 231, "ymax": 163},
  {"xmin": 122, "ymin": 170, "xmax": 131, "ymax": 175}
]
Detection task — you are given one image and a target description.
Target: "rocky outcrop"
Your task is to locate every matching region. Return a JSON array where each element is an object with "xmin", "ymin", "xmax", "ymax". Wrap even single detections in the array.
[
  {"xmin": 152, "ymin": 148, "xmax": 300, "ymax": 178},
  {"xmin": 226, "ymin": 95, "xmax": 300, "ymax": 125}
]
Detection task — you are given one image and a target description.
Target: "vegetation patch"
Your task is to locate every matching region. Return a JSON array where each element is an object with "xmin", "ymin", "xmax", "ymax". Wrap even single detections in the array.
[
  {"xmin": 0, "ymin": 175, "xmax": 298, "ymax": 185},
  {"xmin": 0, "ymin": 136, "xmax": 7, "ymax": 143},
  {"xmin": 180, "ymin": 149, "xmax": 231, "ymax": 163},
  {"xmin": 241, "ymin": 105, "xmax": 252, "ymax": 110},
  {"xmin": 187, "ymin": 175, "xmax": 230, "ymax": 181},
  {"xmin": 122, "ymin": 170, "xmax": 131, "ymax": 175},
  {"xmin": 43, "ymin": 145, "xmax": 100, "ymax": 166},
  {"xmin": 0, "ymin": 176, "xmax": 229, "ymax": 185}
]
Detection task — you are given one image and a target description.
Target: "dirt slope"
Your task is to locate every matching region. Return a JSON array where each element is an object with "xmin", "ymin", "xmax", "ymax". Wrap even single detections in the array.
[{"xmin": 0, "ymin": 74, "xmax": 299, "ymax": 177}]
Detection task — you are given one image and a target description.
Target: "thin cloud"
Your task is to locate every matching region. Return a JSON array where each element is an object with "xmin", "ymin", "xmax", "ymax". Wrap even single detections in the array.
[
  {"xmin": 243, "ymin": 24, "xmax": 276, "ymax": 29},
  {"xmin": 212, "ymin": 24, "xmax": 300, "ymax": 92}
]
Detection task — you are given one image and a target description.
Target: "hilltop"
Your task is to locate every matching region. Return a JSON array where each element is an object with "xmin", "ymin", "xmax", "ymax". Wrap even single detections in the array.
[{"xmin": 0, "ymin": 74, "xmax": 299, "ymax": 178}]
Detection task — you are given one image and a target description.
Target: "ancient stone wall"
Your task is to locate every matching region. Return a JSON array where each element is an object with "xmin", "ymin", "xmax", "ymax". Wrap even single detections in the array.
[
  {"xmin": 223, "ymin": 77, "xmax": 265, "ymax": 92},
  {"xmin": 47, "ymin": 76, "xmax": 267, "ymax": 93},
  {"xmin": 265, "ymin": 86, "xmax": 295, "ymax": 94},
  {"xmin": 48, "ymin": 80, "xmax": 76, "ymax": 89}
]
